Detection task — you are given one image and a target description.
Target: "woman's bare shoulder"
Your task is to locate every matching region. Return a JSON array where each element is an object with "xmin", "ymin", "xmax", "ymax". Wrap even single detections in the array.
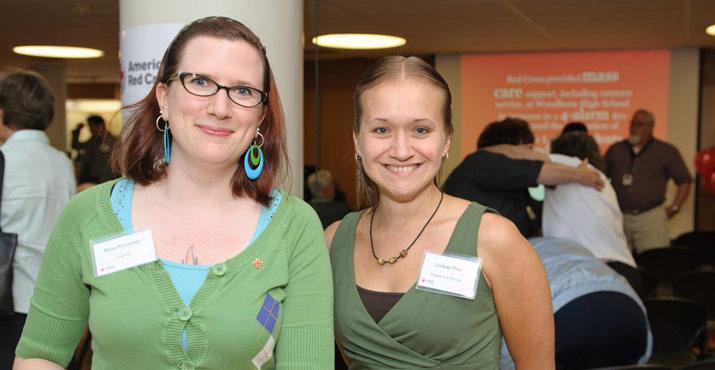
[
  {"xmin": 324, "ymin": 220, "xmax": 342, "ymax": 252},
  {"xmin": 477, "ymin": 212, "xmax": 529, "ymax": 257}
]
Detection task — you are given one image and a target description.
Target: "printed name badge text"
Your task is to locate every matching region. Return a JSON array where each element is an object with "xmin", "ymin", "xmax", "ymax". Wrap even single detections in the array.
[
  {"xmin": 416, "ymin": 252, "xmax": 482, "ymax": 300},
  {"xmin": 92, "ymin": 229, "xmax": 157, "ymax": 277}
]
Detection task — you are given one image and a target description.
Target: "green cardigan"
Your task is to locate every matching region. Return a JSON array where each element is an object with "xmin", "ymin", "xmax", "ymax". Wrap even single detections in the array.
[{"xmin": 17, "ymin": 180, "xmax": 334, "ymax": 369}]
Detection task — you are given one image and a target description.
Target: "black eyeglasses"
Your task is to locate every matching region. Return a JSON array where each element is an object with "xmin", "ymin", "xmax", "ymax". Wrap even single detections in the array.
[{"xmin": 166, "ymin": 72, "xmax": 267, "ymax": 108}]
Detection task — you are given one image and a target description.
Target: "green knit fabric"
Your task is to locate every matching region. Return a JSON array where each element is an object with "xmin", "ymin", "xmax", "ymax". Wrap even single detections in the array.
[
  {"xmin": 16, "ymin": 179, "xmax": 334, "ymax": 369},
  {"xmin": 330, "ymin": 203, "xmax": 502, "ymax": 369}
]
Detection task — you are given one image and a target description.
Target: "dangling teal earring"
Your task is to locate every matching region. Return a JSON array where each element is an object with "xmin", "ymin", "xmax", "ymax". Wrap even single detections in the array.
[
  {"xmin": 244, "ymin": 128, "xmax": 264, "ymax": 180},
  {"xmin": 164, "ymin": 129, "xmax": 171, "ymax": 164},
  {"xmin": 156, "ymin": 112, "xmax": 170, "ymax": 164}
]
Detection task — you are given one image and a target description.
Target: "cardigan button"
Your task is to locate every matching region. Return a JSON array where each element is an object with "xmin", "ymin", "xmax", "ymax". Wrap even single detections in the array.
[
  {"xmin": 177, "ymin": 307, "xmax": 192, "ymax": 321},
  {"xmin": 212, "ymin": 263, "xmax": 227, "ymax": 276},
  {"xmin": 178, "ymin": 361, "xmax": 195, "ymax": 370}
]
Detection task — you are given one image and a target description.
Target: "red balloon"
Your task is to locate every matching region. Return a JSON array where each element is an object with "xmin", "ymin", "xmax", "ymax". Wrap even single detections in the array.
[{"xmin": 694, "ymin": 148, "xmax": 715, "ymax": 177}]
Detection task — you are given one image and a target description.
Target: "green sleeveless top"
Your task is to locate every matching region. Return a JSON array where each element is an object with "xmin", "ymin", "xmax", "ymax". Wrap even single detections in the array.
[{"xmin": 330, "ymin": 203, "xmax": 502, "ymax": 369}]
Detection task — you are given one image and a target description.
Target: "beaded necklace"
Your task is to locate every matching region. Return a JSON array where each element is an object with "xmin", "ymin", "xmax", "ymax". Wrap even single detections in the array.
[{"xmin": 369, "ymin": 192, "xmax": 444, "ymax": 265}]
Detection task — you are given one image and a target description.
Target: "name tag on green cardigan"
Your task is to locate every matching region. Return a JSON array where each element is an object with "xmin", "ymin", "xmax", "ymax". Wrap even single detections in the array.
[{"xmin": 91, "ymin": 229, "xmax": 158, "ymax": 277}]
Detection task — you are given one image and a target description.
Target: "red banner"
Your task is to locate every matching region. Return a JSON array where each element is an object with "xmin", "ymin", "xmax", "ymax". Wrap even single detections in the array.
[{"xmin": 460, "ymin": 50, "xmax": 670, "ymax": 156}]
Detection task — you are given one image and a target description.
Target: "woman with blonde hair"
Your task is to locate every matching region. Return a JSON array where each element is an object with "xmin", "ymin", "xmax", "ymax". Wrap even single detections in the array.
[{"xmin": 327, "ymin": 56, "xmax": 554, "ymax": 369}]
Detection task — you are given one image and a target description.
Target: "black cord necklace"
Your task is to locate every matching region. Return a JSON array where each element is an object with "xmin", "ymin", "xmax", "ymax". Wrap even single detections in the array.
[{"xmin": 369, "ymin": 191, "xmax": 444, "ymax": 265}]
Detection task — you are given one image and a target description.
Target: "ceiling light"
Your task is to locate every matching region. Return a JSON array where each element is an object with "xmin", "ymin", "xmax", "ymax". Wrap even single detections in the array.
[
  {"xmin": 13, "ymin": 45, "xmax": 104, "ymax": 59},
  {"xmin": 707, "ymin": 24, "xmax": 715, "ymax": 36},
  {"xmin": 312, "ymin": 33, "xmax": 406, "ymax": 50}
]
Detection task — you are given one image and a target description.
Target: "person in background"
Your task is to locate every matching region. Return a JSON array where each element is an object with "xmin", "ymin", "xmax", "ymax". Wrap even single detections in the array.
[
  {"xmin": 14, "ymin": 16, "xmax": 333, "ymax": 369},
  {"xmin": 71, "ymin": 115, "xmax": 119, "ymax": 188},
  {"xmin": 0, "ymin": 70, "xmax": 76, "ymax": 369},
  {"xmin": 306, "ymin": 169, "xmax": 353, "ymax": 369},
  {"xmin": 561, "ymin": 121, "xmax": 587, "ymax": 135},
  {"xmin": 501, "ymin": 237, "xmax": 651, "ymax": 370},
  {"xmin": 306, "ymin": 169, "xmax": 353, "ymax": 229},
  {"xmin": 604, "ymin": 109, "xmax": 692, "ymax": 253},
  {"xmin": 545, "ymin": 131, "xmax": 642, "ymax": 295},
  {"xmin": 327, "ymin": 56, "xmax": 554, "ymax": 369},
  {"xmin": 443, "ymin": 117, "xmax": 603, "ymax": 237}
]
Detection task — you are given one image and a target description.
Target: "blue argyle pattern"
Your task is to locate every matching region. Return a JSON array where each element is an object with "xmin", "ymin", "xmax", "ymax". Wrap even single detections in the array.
[{"xmin": 256, "ymin": 293, "xmax": 279, "ymax": 334}]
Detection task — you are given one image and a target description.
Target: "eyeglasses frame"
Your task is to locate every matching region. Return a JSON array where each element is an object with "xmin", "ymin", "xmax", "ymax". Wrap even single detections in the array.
[{"xmin": 165, "ymin": 72, "xmax": 268, "ymax": 108}]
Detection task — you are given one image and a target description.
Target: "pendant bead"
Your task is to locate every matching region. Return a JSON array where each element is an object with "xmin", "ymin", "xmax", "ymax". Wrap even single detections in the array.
[{"xmin": 370, "ymin": 192, "xmax": 444, "ymax": 266}]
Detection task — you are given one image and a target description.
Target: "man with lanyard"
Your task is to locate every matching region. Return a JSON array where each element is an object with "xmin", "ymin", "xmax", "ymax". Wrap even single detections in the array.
[{"xmin": 604, "ymin": 109, "xmax": 692, "ymax": 253}]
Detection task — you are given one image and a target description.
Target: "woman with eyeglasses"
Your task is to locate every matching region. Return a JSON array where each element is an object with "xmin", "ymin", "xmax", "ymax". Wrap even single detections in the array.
[{"xmin": 14, "ymin": 17, "xmax": 333, "ymax": 369}]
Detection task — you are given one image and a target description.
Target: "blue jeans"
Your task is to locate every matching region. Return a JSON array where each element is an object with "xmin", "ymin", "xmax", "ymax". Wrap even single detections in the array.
[{"xmin": 554, "ymin": 291, "xmax": 647, "ymax": 370}]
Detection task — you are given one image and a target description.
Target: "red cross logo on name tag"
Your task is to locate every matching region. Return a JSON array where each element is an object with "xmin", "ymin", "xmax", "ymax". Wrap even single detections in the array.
[{"xmin": 253, "ymin": 258, "xmax": 263, "ymax": 268}]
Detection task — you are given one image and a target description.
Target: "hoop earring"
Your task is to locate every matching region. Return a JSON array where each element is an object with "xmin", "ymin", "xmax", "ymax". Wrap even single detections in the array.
[
  {"xmin": 244, "ymin": 129, "xmax": 264, "ymax": 180},
  {"xmin": 156, "ymin": 113, "xmax": 170, "ymax": 164}
]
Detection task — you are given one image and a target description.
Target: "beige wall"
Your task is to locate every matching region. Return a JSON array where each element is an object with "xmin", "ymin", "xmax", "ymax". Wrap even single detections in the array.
[
  {"xmin": 665, "ymin": 49, "xmax": 699, "ymax": 238},
  {"xmin": 696, "ymin": 50, "xmax": 715, "ymax": 230}
]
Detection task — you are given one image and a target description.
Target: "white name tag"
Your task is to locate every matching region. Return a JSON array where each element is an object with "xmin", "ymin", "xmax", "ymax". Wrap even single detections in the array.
[
  {"xmin": 416, "ymin": 251, "xmax": 482, "ymax": 300},
  {"xmin": 91, "ymin": 230, "xmax": 158, "ymax": 277}
]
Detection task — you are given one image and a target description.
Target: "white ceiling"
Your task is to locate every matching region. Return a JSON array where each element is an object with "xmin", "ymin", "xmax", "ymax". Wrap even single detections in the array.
[{"xmin": 2, "ymin": 0, "xmax": 715, "ymax": 84}]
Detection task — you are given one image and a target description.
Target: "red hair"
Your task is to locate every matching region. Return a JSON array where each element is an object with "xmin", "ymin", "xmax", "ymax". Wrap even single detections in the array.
[{"xmin": 113, "ymin": 17, "xmax": 287, "ymax": 206}]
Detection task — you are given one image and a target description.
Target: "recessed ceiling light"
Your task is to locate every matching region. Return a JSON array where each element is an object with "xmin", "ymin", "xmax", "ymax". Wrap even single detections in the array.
[
  {"xmin": 312, "ymin": 33, "xmax": 406, "ymax": 50},
  {"xmin": 13, "ymin": 45, "xmax": 104, "ymax": 59},
  {"xmin": 707, "ymin": 24, "xmax": 715, "ymax": 36}
]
